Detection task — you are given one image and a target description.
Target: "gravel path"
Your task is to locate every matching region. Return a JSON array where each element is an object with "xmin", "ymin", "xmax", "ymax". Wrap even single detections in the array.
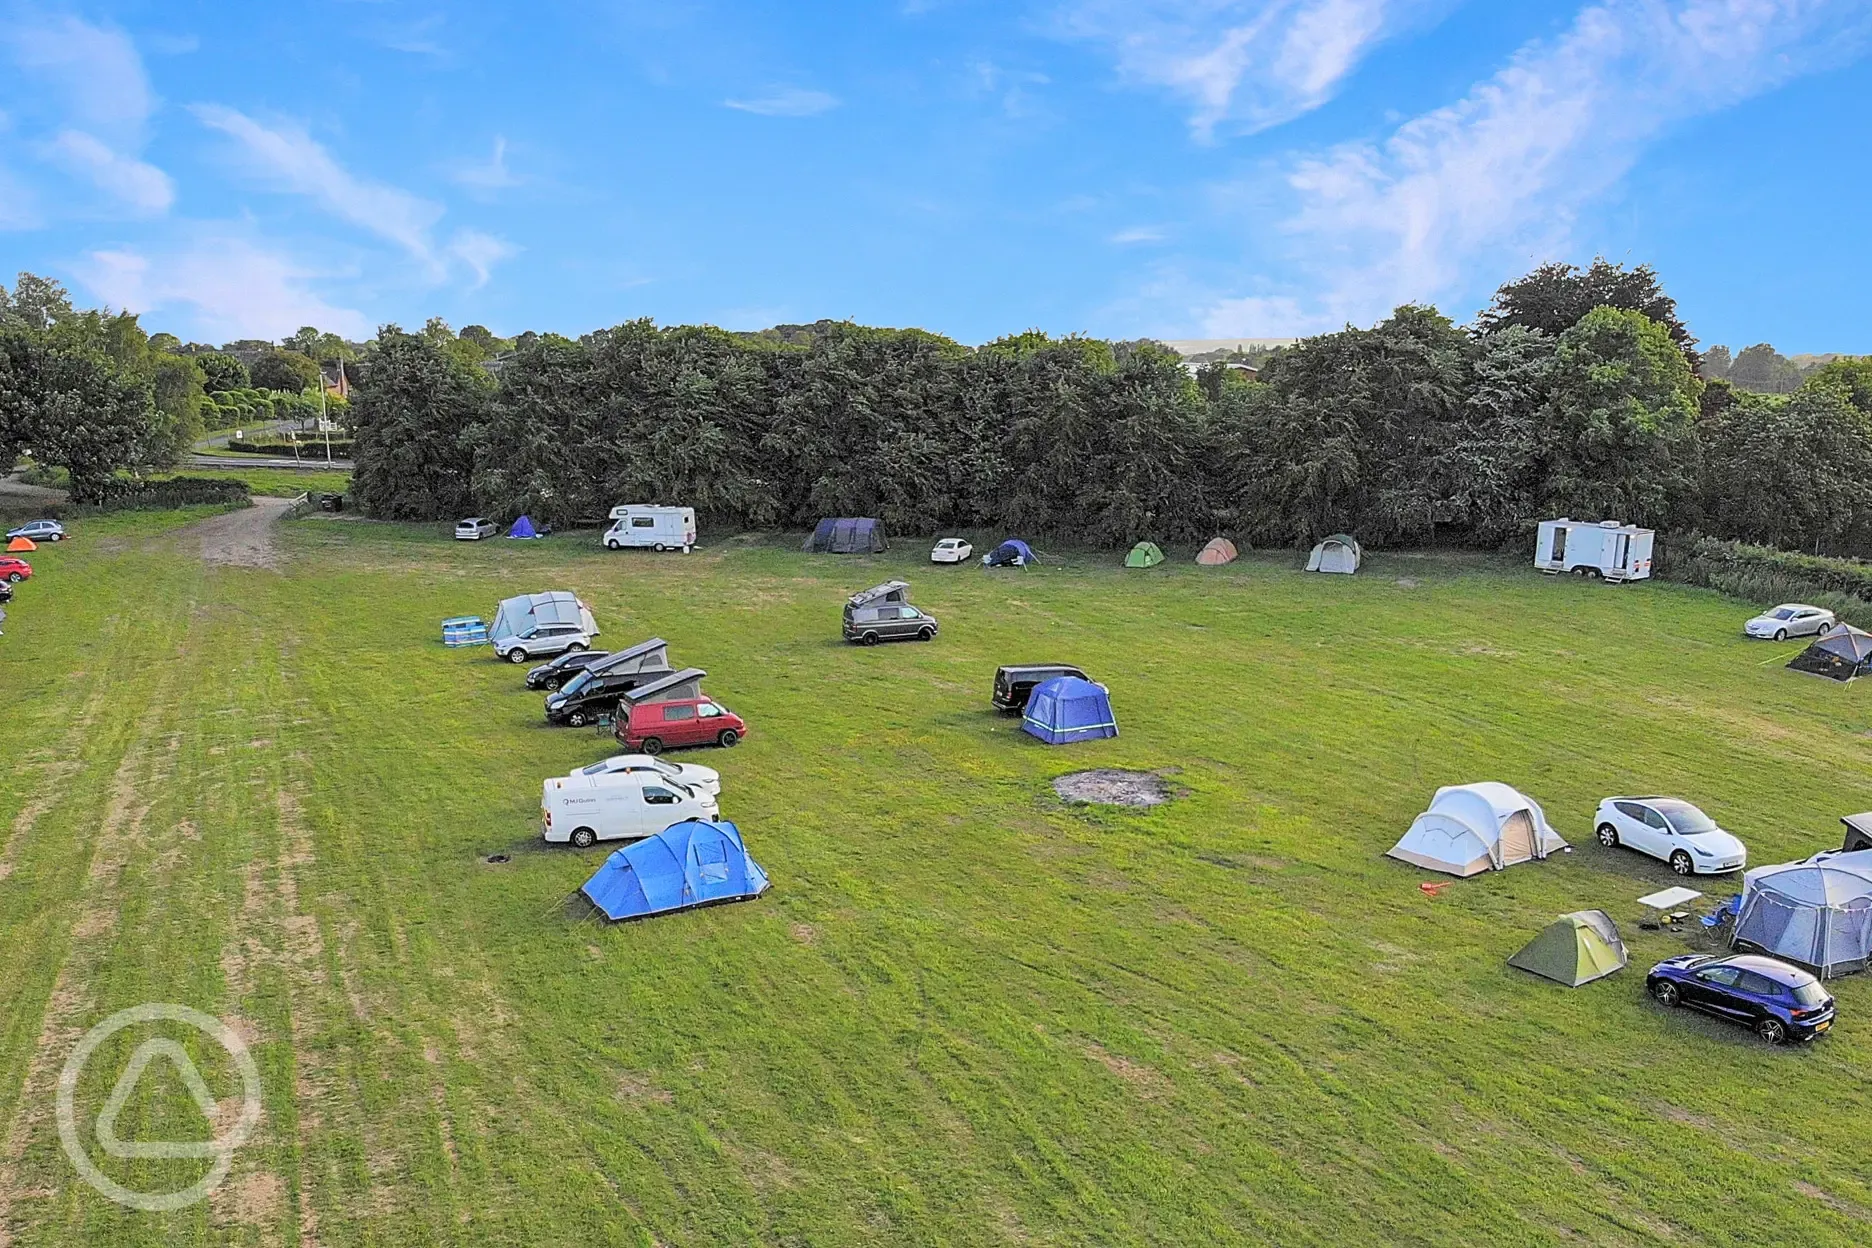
[{"xmin": 191, "ymin": 496, "xmax": 294, "ymax": 570}]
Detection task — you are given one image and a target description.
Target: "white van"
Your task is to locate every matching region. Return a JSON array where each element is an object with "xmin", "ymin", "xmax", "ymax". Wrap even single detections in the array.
[
  {"xmin": 541, "ymin": 771, "xmax": 718, "ymax": 848},
  {"xmin": 603, "ymin": 505, "xmax": 696, "ymax": 553}
]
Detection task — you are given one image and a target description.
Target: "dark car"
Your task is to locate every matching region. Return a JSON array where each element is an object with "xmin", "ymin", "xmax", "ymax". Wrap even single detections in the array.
[
  {"xmin": 1647, "ymin": 953, "xmax": 1835, "ymax": 1044},
  {"xmin": 992, "ymin": 663, "xmax": 1089, "ymax": 712},
  {"xmin": 842, "ymin": 580, "xmax": 938, "ymax": 645},
  {"xmin": 544, "ymin": 665, "xmax": 671, "ymax": 726},
  {"xmin": 0, "ymin": 580, "xmax": 11, "ymax": 604},
  {"xmin": 524, "ymin": 648, "xmax": 612, "ymax": 691}
]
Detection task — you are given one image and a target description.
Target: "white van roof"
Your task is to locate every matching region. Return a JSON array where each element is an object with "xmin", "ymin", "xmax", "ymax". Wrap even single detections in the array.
[{"xmin": 608, "ymin": 503, "xmax": 694, "ymax": 520}]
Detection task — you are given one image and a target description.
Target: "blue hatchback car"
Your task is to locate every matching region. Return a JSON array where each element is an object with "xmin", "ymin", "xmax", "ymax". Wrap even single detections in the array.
[{"xmin": 1648, "ymin": 954, "xmax": 1835, "ymax": 1044}]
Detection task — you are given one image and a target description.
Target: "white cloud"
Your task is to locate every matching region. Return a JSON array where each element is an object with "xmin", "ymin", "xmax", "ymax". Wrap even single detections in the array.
[
  {"xmin": 723, "ymin": 88, "xmax": 840, "ymax": 117},
  {"xmin": 6, "ymin": 15, "xmax": 155, "ymax": 132},
  {"xmin": 43, "ymin": 130, "xmax": 174, "ymax": 214},
  {"xmin": 1200, "ymin": 0, "xmax": 1872, "ymax": 333},
  {"xmin": 5, "ymin": 16, "xmax": 173, "ymax": 217},
  {"xmin": 191, "ymin": 104, "xmax": 446, "ymax": 269},
  {"xmin": 75, "ymin": 236, "xmax": 372, "ymax": 341},
  {"xmin": 448, "ymin": 228, "xmax": 518, "ymax": 288},
  {"xmin": 1057, "ymin": 0, "xmax": 1427, "ymax": 139},
  {"xmin": 1109, "ymin": 225, "xmax": 1167, "ymax": 244},
  {"xmin": 451, "ymin": 137, "xmax": 521, "ymax": 192}
]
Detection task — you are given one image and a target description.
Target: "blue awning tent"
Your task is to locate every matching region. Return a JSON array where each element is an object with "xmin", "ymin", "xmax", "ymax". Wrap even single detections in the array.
[
  {"xmin": 580, "ymin": 820, "xmax": 771, "ymax": 921},
  {"xmin": 803, "ymin": 517, "xmax": 887, "ymax": 554},
  {"xmin": 1022, "ymin": 676, "xmax": 1118, "ymax": 744},
  {"xmin": 508, "ymin": 515, "xmax": 540, "ymax": 539},
  {"xmin": 983, "ymin": 539, "xmax": 1035, "ymax": 567}
]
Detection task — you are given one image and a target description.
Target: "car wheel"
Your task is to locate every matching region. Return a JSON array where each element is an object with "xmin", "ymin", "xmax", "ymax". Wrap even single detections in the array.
[
  {"xmin": 653, "ymin": 543, "xmax": 666, "ymax": 552},
  {"xmin": 1670, "ymin": 851, "xmax": 1694, "ymax": 876},
  {"xmin": 5, "ymin": 573, "xmax": 18, "ymax": 583},
  {"xmin": 862, "ymin": 632, "xmax": 879, "ymax": 646},
  {"xmin": 507, "ymin": 649, "xmax": 529, "ymax": 664},
  {"xmin": 568, "ymin": 641, "xmax": 587, "ymax": 653},
  {"xmin": 1596, "ymin": 822, "xmax": 1619, "ymax": 849},
  {"xmin": 1651, "ymin": 981, "xmax": 1681, "ymax": 1008},
  {"xmin": 1774, "ymin": 628, "xmax": 1787, "ymax": 642},
  {"xmin": 570, "ymin": 827, "xmax": 597, "ymax": 849},
  {"xmin": 543, "ymin": 678, "xmax": 561, "ymax": 692},
  {"xmin": 605, "ymin": 539, "xmax": 620, "ymax": 550},
  {"xmin": 568, "ymin": 711, "xmax": 587, "ymax": 728},
  {"xmin": 1755, "ymin": 1017, "xmax": 1787, "ymax": 1045},
  {"xmin": 717, "ymin": 729, "xmax": 739, "ymax": 747},
  {"xmin": 641, "ymin": 737, "xmax": 663, "ymax": 755},
  {"xmin": 918, "ymin": 626, "xmax": 935, "ymax": 641}
]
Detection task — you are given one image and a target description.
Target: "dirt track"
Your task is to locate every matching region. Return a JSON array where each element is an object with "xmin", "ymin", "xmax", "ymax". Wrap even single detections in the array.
[{"xmin": 191, "ymin": 497, "xmax": 293, "ymax": 570}]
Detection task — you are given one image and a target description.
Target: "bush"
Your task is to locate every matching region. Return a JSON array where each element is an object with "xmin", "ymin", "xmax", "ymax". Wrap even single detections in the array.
[
  {"xmin": 224, "ymin": 441, "xmax": 352, "ymax": 457},
  {"xmin": 78, "ymin": 476, "xmax": 253, "ymax": 512},
  {"xmin": 1656, "ymin": 534, "xmax": 1872, "ymax": 628}
]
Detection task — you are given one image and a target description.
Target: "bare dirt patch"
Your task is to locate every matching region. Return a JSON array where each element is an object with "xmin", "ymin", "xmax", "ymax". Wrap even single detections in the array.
[
  {"xmin": 1053, "ymin": 769, "xmax": 1170, "ymax": 808},
  {"xmin": 191, "ymin": 497, "xmax": 293, "ymax": 571}
]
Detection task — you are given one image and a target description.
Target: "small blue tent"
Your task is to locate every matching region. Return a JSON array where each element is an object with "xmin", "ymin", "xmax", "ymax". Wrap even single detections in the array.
[
  {"xmin": 580, "ymin": 820, "xmax": 771, "ymax": 921},
  {"xmin": 1022, "ymin": 676, "xmax": 1117, "ymax": 744},
  {"xmin": 508, "ymin": 515, "xmax": 540, "ymax": 539},
  {"xmin": 983, "ymin": 539, "xmax": 1035, "ymax": 568}
]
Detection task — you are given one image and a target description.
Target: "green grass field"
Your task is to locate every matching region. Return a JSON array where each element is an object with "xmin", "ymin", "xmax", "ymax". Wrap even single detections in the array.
[{"xmin": 1, "ymin": 511, "xmax": 1870, "ymax": 1246}]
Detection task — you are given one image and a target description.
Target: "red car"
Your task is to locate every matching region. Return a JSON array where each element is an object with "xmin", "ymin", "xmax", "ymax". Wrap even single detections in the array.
[
  {"xmin": 615, "ymin": 696, "xmax": 747, "ymax": 754},
  {"xmin": 0, "ymin": 557, "xmax": 30, "ymax": 583}
]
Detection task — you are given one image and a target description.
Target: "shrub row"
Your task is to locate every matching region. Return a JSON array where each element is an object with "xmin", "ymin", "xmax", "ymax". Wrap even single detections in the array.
[
  {"xmin": 78, "ymin": 476, "xmax": 254, "ymax": 512},
  {"xmin": 1656, "ymin": 534, "xmax": 1872, "ymax": 629},
  {"xmin": 224, "ymin": 441, "xmax": 353, "ymax": 457}
]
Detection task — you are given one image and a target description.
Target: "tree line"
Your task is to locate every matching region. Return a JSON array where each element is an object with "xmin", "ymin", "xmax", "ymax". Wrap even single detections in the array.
[{"xmin": 347, "ymin": 260, "xmax": 1872, "ymax": 558}]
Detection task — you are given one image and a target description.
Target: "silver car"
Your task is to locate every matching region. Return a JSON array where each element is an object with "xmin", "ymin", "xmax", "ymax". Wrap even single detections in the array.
[
  {"xmin": 1744, "ymin": 604, "xmax": 1835, "ymax": 641},
  {"xmin": 494, "ymin": 623, "xmax": 593, "ymax": 664},
  {"xmin": 5, "ymin": 519, "xmax": 65, "ymax": 542},
  {"xmin": 454, "ymin": 517, "xmax": 497, "ymax": 541}
]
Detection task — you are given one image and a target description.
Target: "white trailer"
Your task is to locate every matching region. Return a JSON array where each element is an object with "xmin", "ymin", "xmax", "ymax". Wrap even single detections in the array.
[
  {"xmin": 603, "ymin": 505, "xmax": 696, "ymax": 553},
  {"xmin": 1534, "ymin": 518, "xmax": 1654, "ymax": 583}
]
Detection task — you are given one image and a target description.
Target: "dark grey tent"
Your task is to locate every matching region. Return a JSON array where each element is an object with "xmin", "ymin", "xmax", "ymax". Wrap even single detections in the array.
[
  {"xmin": 1843, "ymin": 813, "xmax": 1872, "ymax": 853},
  {"xmin": 1787, "ymin": 623, "xmax": 1872, "ymax": 682},
  {"xmin": 804, "ymin": 518, "xmax": 888, "ymax": 554}
]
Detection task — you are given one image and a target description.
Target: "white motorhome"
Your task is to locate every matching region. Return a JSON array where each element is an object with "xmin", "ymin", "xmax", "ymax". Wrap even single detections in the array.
[
  {"xmin": 540, "ymin": 770, "xmax": 718, "ymax": 848},
  {"xmin": 1534, "ymin": 518, "xmax": 1654, "ymax": 583},
  {"xmin": 603, "ymin": 505, "xmax": 696, "ymax": 553}
]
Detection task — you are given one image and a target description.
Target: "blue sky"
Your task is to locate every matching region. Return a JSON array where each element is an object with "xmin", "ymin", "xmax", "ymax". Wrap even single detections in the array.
[{"xmin": 1, "ymin": 0, "xmax": 1867, "ymax": 352}]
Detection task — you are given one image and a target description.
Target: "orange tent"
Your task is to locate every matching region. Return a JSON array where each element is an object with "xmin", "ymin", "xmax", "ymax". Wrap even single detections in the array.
[
  {"xmin": 1195, "ymin": 537, "xmax": 1238, "ymax": 566},
  {"xmin": 5, "ymin": 537, "xmax": 35, "ymax": 553}
]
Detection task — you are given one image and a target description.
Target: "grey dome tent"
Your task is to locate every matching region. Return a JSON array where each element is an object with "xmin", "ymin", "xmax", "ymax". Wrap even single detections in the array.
[
  {"xmin": 1305, "ymin": 534, "xmax": 1361, "ymax": 574},
  {"xmin": 1733, "ymin": 851, "xmax": 1872, "ymax": 977},
  {"xmin": 1787, "ymin": 623, "xmax": 1872, "ymax": 682},
  {"xmin": 804, "ymin": 518, "xmax": 888, "ymax": 554}
]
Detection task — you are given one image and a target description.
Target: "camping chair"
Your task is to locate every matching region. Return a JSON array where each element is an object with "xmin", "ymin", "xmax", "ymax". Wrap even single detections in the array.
[{"xmin": 1699, "ymin": 895, "xmax": 1741, "ymax": 929}]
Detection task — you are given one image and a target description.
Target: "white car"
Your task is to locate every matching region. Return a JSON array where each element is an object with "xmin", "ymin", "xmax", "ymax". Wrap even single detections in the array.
[
  {"xmin": 930, "ymin": 537, "xmax": 973, "ymax": 564},
  {"xmin": 541, "ymin": 772, "xmax": 718, "ymax": 847},
  {"xmin": 1594, "ymin": 797, "xmax": 1747, "ymax": 875},
  {"xmin": 454, "ymin": 517, "xmax": 497, "ymax": 541},
  {"xmin": 571, "ymin": 754, "xmax": 721, "ymax": 798},
  {"xmin": 1744, "ymin": 604, "xmax": 1835, "ymax": 641}
]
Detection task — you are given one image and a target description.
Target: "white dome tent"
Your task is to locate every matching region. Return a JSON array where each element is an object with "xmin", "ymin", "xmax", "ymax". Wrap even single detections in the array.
[
  {"xmin": 1732, "ymin": 851, "xmax": 1872, "ymax": 978},
  {"xmin": 1305, "ymin": 534, "xmax": 1361, "ymax": 574},
  {"xmin": 1387, "ymin": 783, "xmax": 1568, "ymax": 877}
]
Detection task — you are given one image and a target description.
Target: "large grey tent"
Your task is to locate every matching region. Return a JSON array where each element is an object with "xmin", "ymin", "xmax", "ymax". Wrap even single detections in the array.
[
  {"xmin": 1305, "ymin": 534, "xmax": 1361, "ymax": 574},
  {"xmin": 490, "ymin": 592, "xmax": 598, "ymax": 644},
  {"xmin": 804, "ymin": 518, "xmax": 888, "ymax": 554},
  {"xmin": 1787, "ymin": 623, "xmax": 1872, "ymax": 682},
  {"xmin": 1733, "ymin": 851, "xmax": 1872, "ymax": 977},
  {"xmin": 1387, "ymin": 782, "xmax": 1567, "ymax": 877}
]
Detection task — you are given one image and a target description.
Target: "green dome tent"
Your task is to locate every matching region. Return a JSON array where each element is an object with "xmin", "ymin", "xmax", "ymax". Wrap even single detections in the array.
[
  {"xmin": 1124, "ymin": 541, "xmax": 1165, "ymax": 568},
  {"xmin": 1508, "ymin": 910, "xmax": 1627, "ymax": 986}
]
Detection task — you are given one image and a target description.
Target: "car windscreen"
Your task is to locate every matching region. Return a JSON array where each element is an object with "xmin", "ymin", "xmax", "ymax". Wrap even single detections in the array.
[
  {"xmin": 578, "ymin": 762, "xmax": 613, "ymax": 776},
  {"xmin": 1769, "ymin": 607, "xmax": 1798, "ymax": 619},
  {"xmin": 1791, "ymin": 980, "xmax": 1830, "ymax": 1007},
  {"xmin": 1652, "ymin": 801, "xmax": 1718, "ymax": 835},
  {"xmin": 560, "ymin": 671, "xmax": 592, "ymax": 696}
]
